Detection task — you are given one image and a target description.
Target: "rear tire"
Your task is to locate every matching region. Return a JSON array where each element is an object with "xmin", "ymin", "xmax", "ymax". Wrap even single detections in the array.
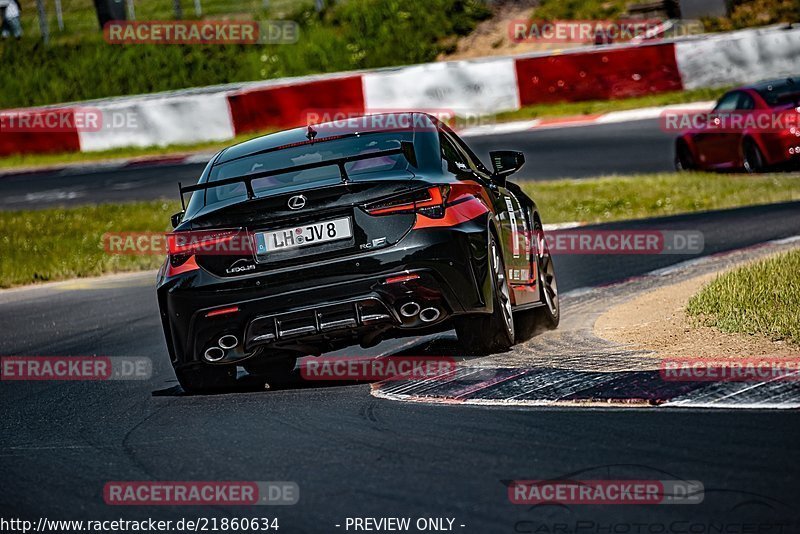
[
  {"xmin": 675, "ymin": 141, "xmax": 695, "ymax": 171},
  {"xmin": 455, "ymin": 233, "xmax": 515, "ymax": 355},
  {"xmin": 175, "ymin": 364, "xmax": 237, "ymax": 395},
  {"xmin": 531, "ymin": 225, "xmax": 560, "ymax": 329},
  {"xmin": 743, "ymin": 139, "xmax": 766, "ymax": 173}
]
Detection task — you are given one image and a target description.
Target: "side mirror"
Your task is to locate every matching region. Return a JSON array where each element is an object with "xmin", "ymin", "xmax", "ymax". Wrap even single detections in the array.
[
  {"xmin": 170, "ymin": 211, "xmax": 185, "ymax": 229},
  {"xmin": 489, "ymin": 150, "xmax": 525, "ymax": 181}
]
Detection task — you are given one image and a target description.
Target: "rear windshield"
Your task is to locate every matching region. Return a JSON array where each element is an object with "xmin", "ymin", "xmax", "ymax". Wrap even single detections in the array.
[
  {"xmin": 185, "ymin": 132, "xmax": 414, "ymax": 217},
  {"xmin": 757, "ymin": 82, "xmax": 800, "ymax": 107}
]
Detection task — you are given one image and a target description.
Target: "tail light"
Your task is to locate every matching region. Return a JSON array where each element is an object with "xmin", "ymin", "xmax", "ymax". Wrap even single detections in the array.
[
  {"xmin": 165, "ymin": 229, "xmax": 250, "ymax": 276},
  {"xmin": 364, "ymin": 186, "xmax": 448, "ymax": 218},
  {"xmin": 166, "ymin": 254, "xmax": 199, "ymax": 276}
]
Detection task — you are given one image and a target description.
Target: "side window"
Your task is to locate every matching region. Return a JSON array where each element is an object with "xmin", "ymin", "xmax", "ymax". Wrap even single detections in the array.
[
  {"xmin": 450, "ymin": 133, "xmax": 490, "ymax": 175},
  {"xmin": 737, "ymin": 93, "xmax": 755, "ymax": 110},
  {"xmin": 438, "ymin": 123, "xmax": 490, "ymax": 175},
  {"xmin": 439, "ymin": 134, "xmax": 469, "ymax": 175},
  {"xmin": 714, "ymin": 92, "xmax": 740, "ymax": 112}
]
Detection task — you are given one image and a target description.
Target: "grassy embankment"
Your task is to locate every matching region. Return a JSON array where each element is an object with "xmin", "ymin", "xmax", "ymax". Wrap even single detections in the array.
[
  {"xmin": 688, "ymin": 249, "xmax": 800, "ymax": 344},
  {"xmin": 3, "ymin": 0, "xmax": 492, "ymax": 108}
]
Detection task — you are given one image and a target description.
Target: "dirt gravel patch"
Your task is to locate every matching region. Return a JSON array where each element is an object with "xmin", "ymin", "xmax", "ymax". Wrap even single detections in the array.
[
  {"xmin": 594, "ymin": 255, "xmax": 800, "ymax": 359},
  {"xmin": 438, "ymin": 1, "xmax": 582, "ymax": 61}
]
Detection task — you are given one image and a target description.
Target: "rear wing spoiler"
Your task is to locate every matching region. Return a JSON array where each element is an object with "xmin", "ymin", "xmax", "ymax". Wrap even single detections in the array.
[{"xmin": 178, "ymin": 141, "xmax": 418, "ymax": 206}]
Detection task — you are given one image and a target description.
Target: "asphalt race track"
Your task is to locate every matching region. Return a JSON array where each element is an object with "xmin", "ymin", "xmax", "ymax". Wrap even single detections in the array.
[
  {"xmin": 0, "ymin": 118, "xmax": 674, "ymax": 210},
  {"xmin": 2, "ymin": 197, "xmax": 800, "ymax": 531},
  {"xmin": 2, "ymin": 115, "xmax": 799, "ymax": 531}
]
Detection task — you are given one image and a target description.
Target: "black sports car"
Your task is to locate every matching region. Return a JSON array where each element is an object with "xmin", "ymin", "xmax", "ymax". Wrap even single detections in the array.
[{"xmin": 157, "ymin": 113, "xmax": 559, "ymax": 393}]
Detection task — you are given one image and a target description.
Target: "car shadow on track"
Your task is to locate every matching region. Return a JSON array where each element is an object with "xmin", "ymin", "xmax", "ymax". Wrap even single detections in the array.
[{"xmin": 150, "ymin": 331, "xmax": 515, "ymax": 397}]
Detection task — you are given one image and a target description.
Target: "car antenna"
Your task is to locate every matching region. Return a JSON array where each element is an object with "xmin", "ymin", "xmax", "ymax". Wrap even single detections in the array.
[{"xmin": 306, "ymin": 125, "xmax": 317, "ymax": 143}]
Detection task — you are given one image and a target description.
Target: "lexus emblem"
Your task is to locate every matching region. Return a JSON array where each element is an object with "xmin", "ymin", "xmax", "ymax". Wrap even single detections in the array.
[{"xmin": 287, "ymin": 195, "xmax": 306, "ymax": 210}]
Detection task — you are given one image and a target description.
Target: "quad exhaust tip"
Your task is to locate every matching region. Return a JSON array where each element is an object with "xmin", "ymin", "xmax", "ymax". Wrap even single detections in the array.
[
  {"xmin": 204, "ymin": 346, "xmax": 225, "ymax": 362},
  {"xmin": 205, "ymin": 334, "xmax": 239, "ymax": 361},
  {"xmin": 218, "ymin": 334, "xmax": 239, "ymax": 350},
  {"xmin": 399, "ymin": 302, "xmax": 421, "ymax": 318},
  {"xmin": 419, "ymin": 307, "xmax": 441, "ymax": 323}
]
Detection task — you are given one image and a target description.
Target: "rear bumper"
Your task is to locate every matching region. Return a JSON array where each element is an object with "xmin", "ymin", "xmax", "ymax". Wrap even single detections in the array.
[{"xmin": 157, "ymin": 220, "xmax": 491, "ymax": 367}]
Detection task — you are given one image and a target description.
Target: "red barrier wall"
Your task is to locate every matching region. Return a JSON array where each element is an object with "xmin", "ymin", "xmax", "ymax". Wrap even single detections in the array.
[
  {"xmin": 227, "ymin": 76, "xmax": 365, "ymax": 134},
  {"xmin": 515, "ymin": 43, "xmax": 683, "ymax": 105},
  {"xmin": 0, "ymin": 108, "xmax": 81, "ymax": 156}
]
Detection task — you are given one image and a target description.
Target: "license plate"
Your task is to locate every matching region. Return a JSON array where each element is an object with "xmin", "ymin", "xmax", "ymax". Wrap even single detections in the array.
[{"xmin": 255, "ymin": 217, "xmax": 353, "ymax": 254}]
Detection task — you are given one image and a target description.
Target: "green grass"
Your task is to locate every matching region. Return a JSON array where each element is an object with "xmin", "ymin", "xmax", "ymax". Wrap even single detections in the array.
[
  {"xmin": 520, "ymin": 172, "xmax": 800, "ymax": 224},
  {"xmin": 494, "ymin": 87, "xmax": 726, "ymax": 123},
  {"xmin": 2, "ymin": 0, "xmax": 490, "ymax": 108},
  {"xmin": 687, "ymin": 249, "xmax": 800, "ymax": 344},
  {"xmin": 532, "ymin": 0, "xmax": 628, "ymax": 20},
  {"xmin": 18, "ymin": 0, "xmax": 311, "ymax": 39},
  {"xmin": 0, "ymin": 200, "xmax": 179, "ymax": 288},
  {"xmin": 2, "ymin": 171, "xmax": 799, "ymax": 289}
]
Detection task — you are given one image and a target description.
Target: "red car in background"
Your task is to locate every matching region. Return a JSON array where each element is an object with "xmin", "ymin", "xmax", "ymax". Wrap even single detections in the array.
[{"xmin": 674, "ymin": 78, "xmax": 800, "ymax": 173}]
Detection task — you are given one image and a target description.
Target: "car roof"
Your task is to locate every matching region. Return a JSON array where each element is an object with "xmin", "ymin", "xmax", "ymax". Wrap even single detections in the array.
[
  {"xmin": 741, "ymin": 77, "xmax": 799, "ymax": 92},
  {"xmin": 215, "ymin": 112, "xmax": 439, "ymax": 165}
]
